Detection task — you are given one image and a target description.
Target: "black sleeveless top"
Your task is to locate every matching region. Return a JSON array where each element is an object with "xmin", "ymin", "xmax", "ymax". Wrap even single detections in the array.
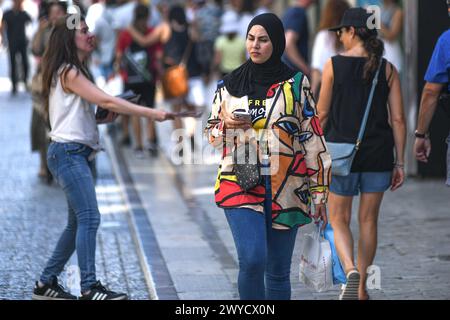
[
  {"xmin": 325, "ymin": 55, "xmax": 394, "ymax": 172},
  {"xmin": 163, "ymin": 28, "xmax": 201, "ymax": 77}
]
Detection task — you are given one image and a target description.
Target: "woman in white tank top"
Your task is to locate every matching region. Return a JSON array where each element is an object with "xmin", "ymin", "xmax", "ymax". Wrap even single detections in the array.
[{"xmin": 31, "ymin": 14, "xmax": 174, "ymax": 301}]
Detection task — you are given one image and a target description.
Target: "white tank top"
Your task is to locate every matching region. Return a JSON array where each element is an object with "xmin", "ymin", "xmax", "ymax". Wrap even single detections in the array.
[{"xmin": 49, "ymin": 66, "xmax": 101, "ymax": 150}]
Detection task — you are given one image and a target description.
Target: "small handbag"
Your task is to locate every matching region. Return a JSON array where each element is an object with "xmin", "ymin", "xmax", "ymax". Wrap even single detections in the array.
[
  {"xmin": 162, "ymin": 41, "xmax": 192, "ymax": 99},
  {"xmin": 233, "ymin": 142, "xmax": 261, "ymax": 192},
  {"xmin": 162, "ymin": 64, "xmax": 189, "ymax": 98},
  {"xmin": 327, "ymin": 61, "xmax": 383, "ymax": 176}
]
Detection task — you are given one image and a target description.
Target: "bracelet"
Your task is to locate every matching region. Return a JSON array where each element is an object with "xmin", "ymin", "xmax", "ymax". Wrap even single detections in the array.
[
  {"xmin": 414, "ymin": 130, "xmax": 429, "ymax": 139},
  {"xmin": 393, "ymin": 163, "xmax": 405, "ymax": 169}
]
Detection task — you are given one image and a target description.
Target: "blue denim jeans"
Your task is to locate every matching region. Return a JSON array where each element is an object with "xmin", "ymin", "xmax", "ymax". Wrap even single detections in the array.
[
  {"xmin": 40, "ymin": 142, "xmax": 100, "ymax": 292},
  {"xmin": 224, "ymin": 176, "xmax": 299, "ymax": 300}
]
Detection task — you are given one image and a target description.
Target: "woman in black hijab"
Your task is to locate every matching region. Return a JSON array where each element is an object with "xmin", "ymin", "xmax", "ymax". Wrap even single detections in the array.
[
  {"xmin": 205, "ymin": 13, "xmax": 331, "ymax": 300},
  {"xmin": 223, "ymin": 13, "xmax": 296, "ymax": 98}
]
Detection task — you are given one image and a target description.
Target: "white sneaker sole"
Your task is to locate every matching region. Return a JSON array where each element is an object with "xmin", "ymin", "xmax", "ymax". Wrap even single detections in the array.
[
  {"xmin": 339, "ymin": 270, "xmax": 361, "ymax": 300},
  {"xmin": 32, "ymin": 293, "xmax": 76, "ymax": 300}
]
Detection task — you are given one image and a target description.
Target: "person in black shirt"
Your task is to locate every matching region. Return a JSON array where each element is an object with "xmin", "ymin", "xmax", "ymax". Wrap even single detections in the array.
[
  {"xmin": 317, "ymin": 8, "xmax": 406, "ymax": 300},
  {"xmin": 0, "ymin": 0, "xmax": 32, "ymax": 95}
]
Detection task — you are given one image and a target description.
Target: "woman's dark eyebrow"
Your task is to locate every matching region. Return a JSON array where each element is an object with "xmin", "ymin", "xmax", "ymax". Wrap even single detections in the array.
[{"xmin": 247, "ymin": 33, "xmax": 269, "ymax": 39}]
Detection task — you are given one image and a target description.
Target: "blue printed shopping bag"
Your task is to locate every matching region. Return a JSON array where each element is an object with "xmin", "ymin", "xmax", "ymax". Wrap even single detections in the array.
[{"xmin": 324, "ymin": 223, "xmax": 347, "ymax": 285}]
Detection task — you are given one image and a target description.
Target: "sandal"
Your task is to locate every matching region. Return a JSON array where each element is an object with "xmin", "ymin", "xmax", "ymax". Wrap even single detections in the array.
[{"xmin": 339, "ymin": 270, "xmax": 360, "ymax": 300}]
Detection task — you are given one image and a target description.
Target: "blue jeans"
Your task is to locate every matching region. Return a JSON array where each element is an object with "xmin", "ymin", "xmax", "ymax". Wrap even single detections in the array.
[
  {"xmin": 224, "ymin": 176, "xmax": 299, "ymax": 300},
  {"xmin": 40, "ymin": 142, "xmax": 100, "ymax": 292}
]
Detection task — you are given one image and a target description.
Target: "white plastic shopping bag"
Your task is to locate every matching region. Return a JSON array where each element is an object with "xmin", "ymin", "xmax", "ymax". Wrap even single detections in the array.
[{"xmin": 299, "ymin": 224, "xmax": 333, "ymax": 292}]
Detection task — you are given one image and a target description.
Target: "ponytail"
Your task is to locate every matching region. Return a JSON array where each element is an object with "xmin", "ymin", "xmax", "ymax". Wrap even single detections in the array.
[{"xmin": 355, "ymin": 28, "xmax": 384, "ymax": 82}]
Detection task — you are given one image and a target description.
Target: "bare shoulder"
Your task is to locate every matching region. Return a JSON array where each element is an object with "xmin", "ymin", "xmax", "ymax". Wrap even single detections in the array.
[
  {"xmin": 322, "ymin": 58, "xmax": 334, "ymax": 78},
  {"xmin": 62, "ymin": 66, "xmax": 85, "ymax": 80},
  {"xmin": 385, "ymin": 60, "xmax": 399, "ymax": 86},
  {"xmin": 159, "ymin": 22, "xmax": 171, "ymax": 43},
  {"xmin": 60, "ymin": 66, "xmax": 90, "ymax": 93}
]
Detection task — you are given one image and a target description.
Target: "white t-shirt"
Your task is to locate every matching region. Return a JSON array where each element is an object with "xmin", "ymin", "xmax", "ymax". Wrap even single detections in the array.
[
  {"xmin": 311, "ymin": 30, "xmax": 339, "ymax": 72},
  {"xmin": 49, "ymin": 66, "xmax": 100, "ymax": 150}
]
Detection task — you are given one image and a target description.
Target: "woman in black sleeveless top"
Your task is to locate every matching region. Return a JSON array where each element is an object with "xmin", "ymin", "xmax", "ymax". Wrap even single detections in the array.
[{"xmin": 317, "ymin": 8, "xmax": 406, "ymax": 300}]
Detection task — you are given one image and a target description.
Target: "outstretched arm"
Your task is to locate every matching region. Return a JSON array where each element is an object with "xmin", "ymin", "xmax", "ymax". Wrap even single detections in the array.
[
  {"xmin": 62, "ymin": 68, "xmax": 173, "ymax": 121},
  {"xmin": 127, "ymin": 23, "xmax": 163, "ymax": 47}
]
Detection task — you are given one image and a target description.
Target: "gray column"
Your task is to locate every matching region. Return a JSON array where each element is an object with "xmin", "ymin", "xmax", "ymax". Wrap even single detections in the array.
[{"xmin": 402, "ymin": 0, "xmax": 418, "ymax": 176}]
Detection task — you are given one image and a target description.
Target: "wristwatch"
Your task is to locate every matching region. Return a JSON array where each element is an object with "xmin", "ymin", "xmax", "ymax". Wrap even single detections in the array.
[{"xmin": 414, "ymin": 130, "xmax": 428, "ymax": 139}]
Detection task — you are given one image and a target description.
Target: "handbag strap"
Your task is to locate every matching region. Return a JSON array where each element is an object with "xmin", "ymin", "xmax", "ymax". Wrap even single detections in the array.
[
  {"xmin": 179, "ymin": 40, "xmax": 193, "ymax": 67},
  {"xmin": 355, "ymin": 59, "xmax": 383, "ymax": 150}
]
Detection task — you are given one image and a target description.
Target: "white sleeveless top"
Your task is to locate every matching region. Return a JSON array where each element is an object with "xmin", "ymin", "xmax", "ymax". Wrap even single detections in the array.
[{"xmin": 49, "ymin": 66, "xmax": 101, "ymax": 150}]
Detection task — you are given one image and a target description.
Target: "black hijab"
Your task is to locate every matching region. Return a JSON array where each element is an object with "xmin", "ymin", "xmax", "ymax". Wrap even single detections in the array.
[{"xmin": 223, "ymin": 13, "xmax": 296, "ymax": 98}]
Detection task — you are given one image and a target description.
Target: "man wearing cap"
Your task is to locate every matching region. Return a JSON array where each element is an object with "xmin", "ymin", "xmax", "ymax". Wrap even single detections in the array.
[{"xmin": 414, "ymin": 0, "xmax": 450, "ymax": 186}]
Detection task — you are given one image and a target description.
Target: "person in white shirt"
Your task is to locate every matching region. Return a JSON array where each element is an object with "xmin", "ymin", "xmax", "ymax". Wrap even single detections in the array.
[{"xmin": 32, "ymin": 14, "xmax": 173, "ymax": 301}]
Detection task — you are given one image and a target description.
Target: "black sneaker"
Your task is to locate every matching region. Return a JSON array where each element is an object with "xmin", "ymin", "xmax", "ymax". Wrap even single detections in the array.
[
  {"xmin": 79, "ymin": 281, "xmax": 128, "ymax": 300},
  {"xmin": 147, "ymin": 142, "xmax": 158, "ymax": 157},
  {"xmin": 32, "ymin": 276, "xmax": 77, "ymax": 300}
]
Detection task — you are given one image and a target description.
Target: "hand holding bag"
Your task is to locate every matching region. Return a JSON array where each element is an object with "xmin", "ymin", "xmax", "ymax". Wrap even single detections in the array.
[
  {"xmin": 327, "ymin": 61, "xmax": 383, "ymax": 176},
  {"xmin": 299, "ymin": 224, "xmax": 334, "ymax": 292}
]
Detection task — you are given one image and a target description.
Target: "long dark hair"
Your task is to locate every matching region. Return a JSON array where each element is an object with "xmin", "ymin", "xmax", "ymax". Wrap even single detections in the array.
[
  {"xmin": 133, "ymin": 4, "xmax": 150, "ymax": 33},
  {"xmin": 41, "ymin": 14, "xmax": 91, "ymax": 118},
  {"xmin": 168, "ymin": 5, "xmax": 187, "ymax": 27},
  {"xmin": 353, "ymin": 27, "xmax": 384, "ymax": 82}
]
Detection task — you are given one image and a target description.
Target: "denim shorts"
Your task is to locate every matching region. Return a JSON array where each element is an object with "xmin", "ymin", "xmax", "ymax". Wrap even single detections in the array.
[{"xmin": 330, "ymin": 171, "xmax": 392, "ymax": 196}]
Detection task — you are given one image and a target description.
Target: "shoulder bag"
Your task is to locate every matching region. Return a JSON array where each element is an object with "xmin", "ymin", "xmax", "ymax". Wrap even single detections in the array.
[
  {"xmin": 327, "ymin": 60, "xmax": 383, "ymax": 176},
  {"xmin": 162, "ymin": 41, "xmax": 192, "ymax": 99}
]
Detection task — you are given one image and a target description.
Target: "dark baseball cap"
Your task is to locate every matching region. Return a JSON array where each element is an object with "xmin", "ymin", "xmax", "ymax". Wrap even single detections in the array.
[{"xmin": 329, "ymin": 7, "xmax": 373, "ymax": 31}]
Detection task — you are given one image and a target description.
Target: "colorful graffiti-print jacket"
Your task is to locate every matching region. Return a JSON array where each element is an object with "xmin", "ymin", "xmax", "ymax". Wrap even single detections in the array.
[{"xmin": 205, "ymin": 72, "xmax": 331, "ymax": 230}]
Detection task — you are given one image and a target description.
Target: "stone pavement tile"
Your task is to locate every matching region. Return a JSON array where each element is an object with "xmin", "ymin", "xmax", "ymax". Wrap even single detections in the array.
[
  {"xmin": 166, "ymin": 260, "xmax": 225, "ymax": 276},
  {"xmin": 162, "ymin": 247, "xmax": 219, "ymax": 263},
  {"xmin": 172, "ymin": 275, "xmax": 235, "ymax": 293},
  {"xmin": 222, "ymin": 269, "xmax": 239, "ymax": 285},
  {"xmin": 178, "ymin": 291, "xmax": 238, "ymax": 300}
]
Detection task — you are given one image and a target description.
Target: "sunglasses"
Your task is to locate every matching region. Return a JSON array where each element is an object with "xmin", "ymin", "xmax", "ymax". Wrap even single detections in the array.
[{"xmin": 336, "ymin": 28, "xmax": 344, "ymax": 38}]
